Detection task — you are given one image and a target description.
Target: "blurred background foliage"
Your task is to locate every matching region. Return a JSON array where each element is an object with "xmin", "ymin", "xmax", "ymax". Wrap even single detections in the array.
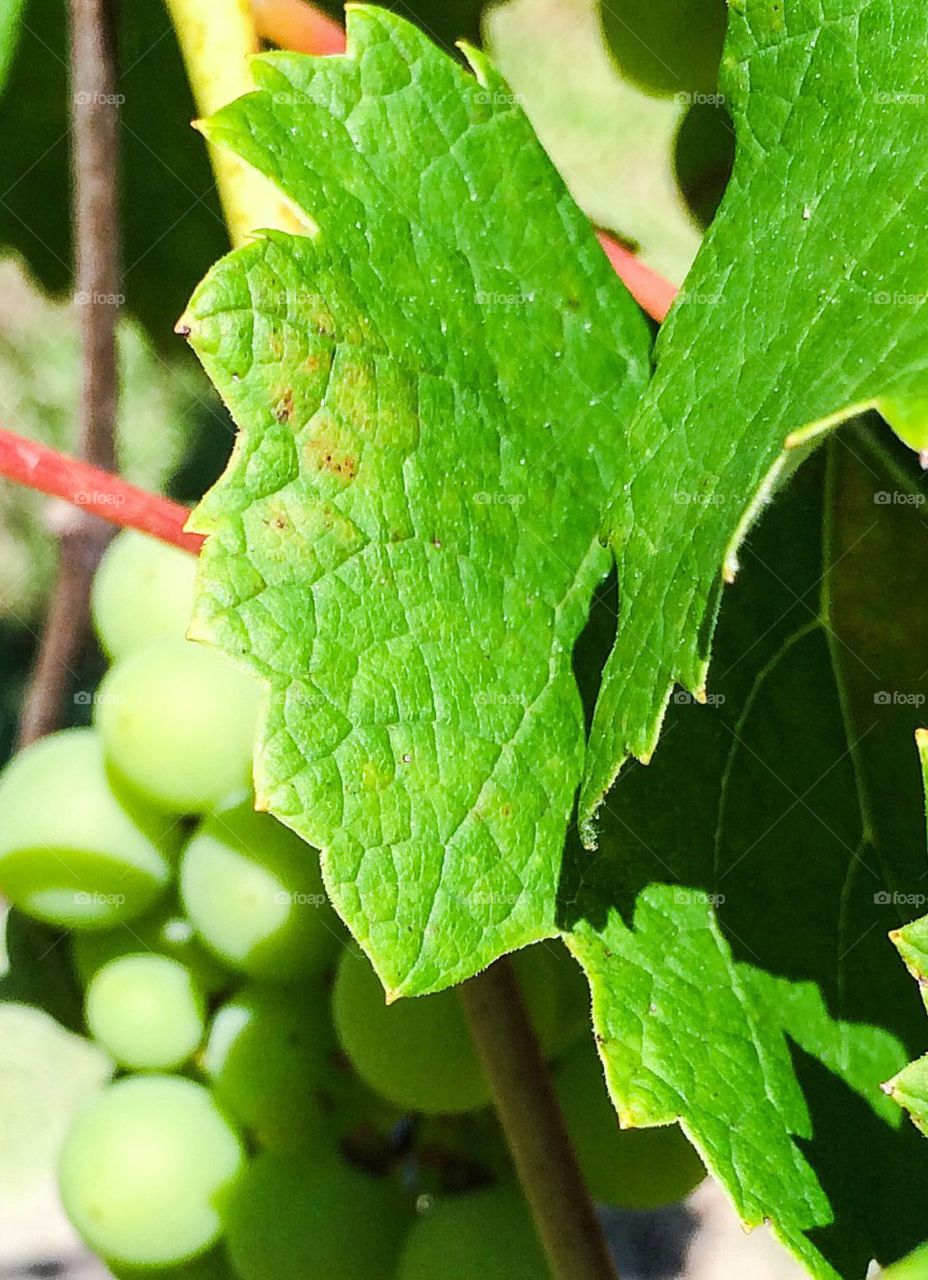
[
  {"xmin": 0, "ymin": 257, "xmax": 198, "ymax": 622},
  {"xmin": 0, "ymin": 0, "xmax": 227, "ymax": 341}
]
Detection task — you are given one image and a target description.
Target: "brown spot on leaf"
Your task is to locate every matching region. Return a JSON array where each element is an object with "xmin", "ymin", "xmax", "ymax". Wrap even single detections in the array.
[
  {"xmin": 324, "ymin": 454, "xmax": 356, "ymax": 479},
  {"xmin": 305, "ymin": 437, "xmax": 357, "ymax": 481},
  {"xmin": 274, "ymin": 389, "xmax": 295, "ymax": 423}
]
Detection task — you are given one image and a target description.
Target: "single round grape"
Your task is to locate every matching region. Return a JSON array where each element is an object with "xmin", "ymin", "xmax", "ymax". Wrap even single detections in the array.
[
  {"xmin": 73, "ymin": 898, "xmax": 230, "ymax": 996},
  {"xmin": 108, "ymin": 1249, "xmax": 236, "ymax": 1280},
  {"xmin": 333, "ymin": 946, "xmax": 558, "ymax": 1114},
  {"xmin": 59, "ymin": 1076, "xmax": 246, "ymax": 1268},
  {"xmin": 555, "ymin": 1042, "xmax": 705, "ymax": 1208},
  {"xmin": 91, "ymin": 529, "xmax": 197, "ymax": 662},
  {"xmin": 225, "ymin": 1149, "xmax": 407, "ymax": 1280},
  {"xmin": 180, "ymin": 803, "xmax": 340, "ymax": 983},
  {"xmin": 202, "ymin": 982, "xmax": 334, "ymax": 1148},
  {"xmin": 85, "ymin": 954, "xmax": 206, "ymax": 1070},
  {"xmin": 333, "ymin": 946, "xmax": 487, "ymax": 1113},
  {"xmin": 0, "ymin": 729, "xmax": 175, "ymax": 930},
  {"xmin": 398, "ymin": 1187, "xmax": 548, "ymax": 1280},
  {"xmin": 673, "ymin": 100, "xmax": 735, "ymax": 228},
  {"xmin": 600, "ymin": 0, "xmax": 728, "ymax": 98},
  {"xmin": 95, "ymin": 640, "xmax": 261, "ymax": 814}
]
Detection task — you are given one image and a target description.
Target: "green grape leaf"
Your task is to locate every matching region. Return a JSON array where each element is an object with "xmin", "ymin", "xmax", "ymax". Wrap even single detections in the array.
[
  {"xmin": 0, "ymin": 1003, "xmax": 111, "ymax": 1205},
  {"xmin": 885, "ymin": 733, "xmax": 928, "ymax": 1136},
  {"xmin": 181, "ymin": 7, "xmax": 651, "ymax": 995},
  {"xmin": 485, "ymin": 0, "xmax": 702, "ymax": 283},
  {"xmin": 0, "ymin": 0, "xmax": 228, "ymax": 341},
  {"xmin": 180, "ymin": 8, "xmax": 928, "ymax": 1269},
  {"xmin": 581, "ymin": 0, "xmax": 928, "ymax": 834},
  {"xmin": 889, "ymin": 1057, "xmax": 928, "ymax": 1139},
  {"xmin": 0, "ymin": 0, "xmax": 25, "ymax": 91},
  {"xmin": 893, "ymin": 912, "xmax": 928, "ymax": 1016},
  {"xmin": 563, "ymin": 430, "xmax": 928, "ymax": 1278}
]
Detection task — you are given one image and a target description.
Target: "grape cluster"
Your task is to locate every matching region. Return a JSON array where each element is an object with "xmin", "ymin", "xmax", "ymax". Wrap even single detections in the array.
[{"xmin": 0, "ymin": 530, "xmax": 705, "ymax": 1278}]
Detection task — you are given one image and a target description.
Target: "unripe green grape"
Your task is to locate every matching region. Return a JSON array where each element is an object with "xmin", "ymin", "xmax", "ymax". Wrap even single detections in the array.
[
  {"xmin": 877, "ymin": 395, "xmax": 928, "ymax": 462},
  {"xmin": 108, "ymin": 1248, "xmax": 236, "ymax": 1280},
  {"xmin": 334, "ymin": 946, "xmax": 487, "ymax": 1113},
  {"xmin": 72, "ymin": 898, "xmax": 230, "ymax": 996},
  {"xmin": 398, "ymin": 1187, "xmax": 548, "ymax": 1280},
  {"xmin": 0, "ymin": 729, "xmax": 175, "ymax": 930},
  {"xmin": 555, "ymin": 1042, "xmax": 705, "ymax": 1208},
  {"xmin": 202, "ymin": 982, "xmax": 334, "ymax": 1148},
  {"xmin": 600, "ymin": 0, "xmax": 728, "ymax": 98},
  {"xmin": 180, "ymin": 803, "xmax": 340, "ymax": 983},
  {"xmin": 673, "ymin": 100, "xmax": 735, "ymax": 228},
  {"xmin": 59, "ymin": 1076, "xmax": 246, "ymax": 1268},
  {"xmin": 85, "ymin": 954, "xmax": 206, "ymax": 1070},
  {"xmin": 332, "ymin": 945, "xmax": 557, "ymax": 1115},
  {"xmin": 91, "ymin": 529, "xmax": 196, "ymax": 661},
  {"xmin": 96, "ymin": 640, "xmax": 261, "ymax": 814},
  {"xmin": 224, "ymin": 1149, "xmax": 407, "ymax": 1280}
]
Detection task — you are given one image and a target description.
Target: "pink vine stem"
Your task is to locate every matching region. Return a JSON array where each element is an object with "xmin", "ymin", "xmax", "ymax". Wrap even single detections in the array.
[{"xmin": 0, "ymin": 430, "xmax": 203, "ymax": 553}]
